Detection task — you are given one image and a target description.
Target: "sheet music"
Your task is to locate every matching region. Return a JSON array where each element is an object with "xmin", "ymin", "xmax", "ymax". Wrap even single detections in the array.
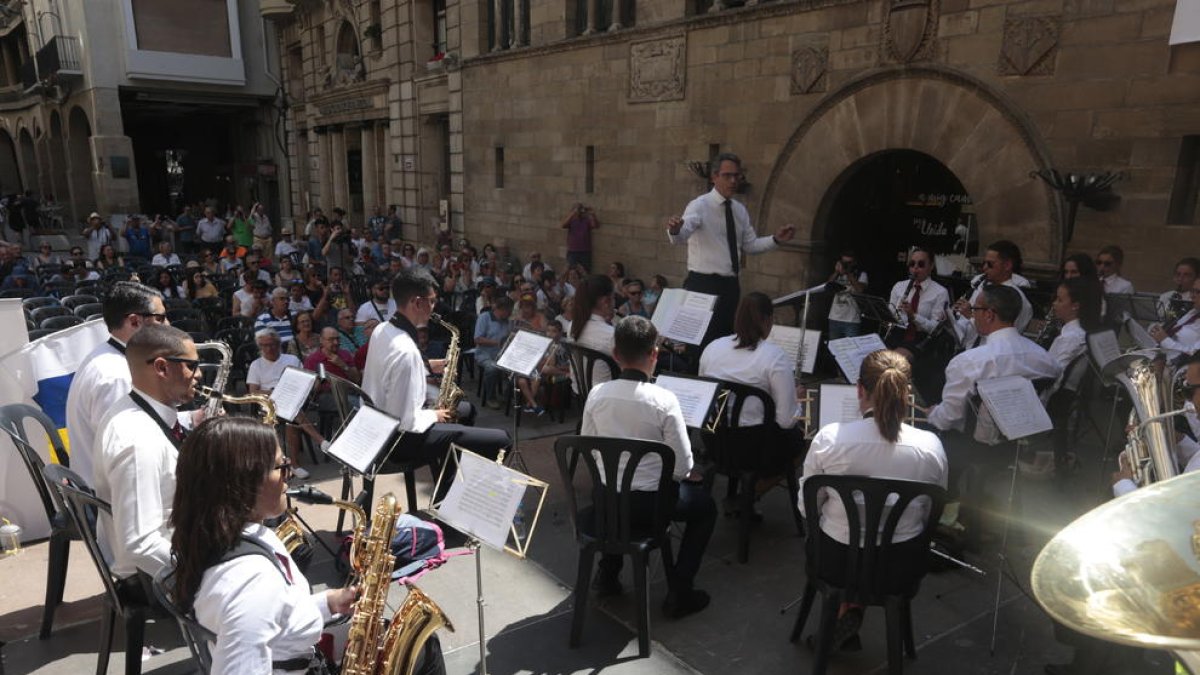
[
  {"xmin": 270, "ymin": 367, "xmax": 318, "ymax": 422},
  {"xmin": 496, "ymin": 330, "xmax": 553, "ymax": 377},
  {"xmin": 976, "ymin": 376, "xmax": 1053, "ymax": 440},
  {"xmin": 651, "ymin": 288, "xmax": 717, "ymax": 345},
  {"xmin": 1125, "ymin": 318, "xmax": 1158, "ymax": 350},
  {"xmin": 438, "ymin": 450, "xmax": 527, "ymax": 551},
  {"xmin": 654, "ymin": 375, "xmax": 720, "ymax": 428},
  {"xmin": 1087, "ymin": 330, "xmax": 1122, "ymax": 369},
  {"xmin": 818, "ymin": 383, "xmax": 862, "ymax": 429},
  {"xmin": 325, "ymin": 406, "xmax": 400, "ymax": 474},
  {"xmin": 767, "ymin": 325, "xmax": 822, "ymax": 375},
  {"xmin": 826, "ymin": 333, "xmax": 888, "ymax": 383}
]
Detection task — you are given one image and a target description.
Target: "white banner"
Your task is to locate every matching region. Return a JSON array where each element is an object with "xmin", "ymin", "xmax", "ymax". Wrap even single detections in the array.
[{"xmin": 1171, "ymin": 0, "xmax": 1200, "ymax": 45}]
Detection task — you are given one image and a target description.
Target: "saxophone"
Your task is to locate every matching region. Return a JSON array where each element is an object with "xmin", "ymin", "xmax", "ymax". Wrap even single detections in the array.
[
  {"xmin": 341, "ymin": 493, "xmax": 454, "ymax": 675},
  {"xmin": 430, "ymin": 313, "xmax": 464, "ymax": 422},
  {"xmin": 194, "ymin": 341, "xmax": 233, "ymax": 419}
]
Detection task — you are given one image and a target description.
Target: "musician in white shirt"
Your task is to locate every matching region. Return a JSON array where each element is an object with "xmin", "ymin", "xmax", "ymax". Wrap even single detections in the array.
[
  {"xmin": 94, "ymin": 325, "xmax": 200, "ymax": 581},
  {"xmin": 1048, "ymin": 277, "xmax": 1104, "ymax": 373},
  {"xmin": 568, "ymin": 274, "xmax": 617, "ymax": 387},
  {"xmin": 1096, "ymin": 245, "xmax": 1135, "ymax": 295},
  {"xmin": 1110, "ymin": 353, "xmax": 1200, "ymax": 497},
  {"xmin": 1156, "ymin": 257, "xmax": 1198, "ymax": 319},
  {"xmin": 951, "ymin": 240, "xmax": 1034, "ymax": 347},
  {"xmin": 172, "ymin": 417, "xmax": 360, "ymax": 675},
  {"xmin": 886, "ymin": 248, "xmax": 949, "ymax": 358},
  {"xmin": 65, "ymin": 282, "xmax": 167, "ymax": 484},
  {"xmin": 581, "ymin": 315, "xmax": 716, "ymax": 619},
  {"xmin": 1149, "ymin": 277, "xmax": 1200, "ymax": 360},
  {"xmin": 800, "ymin": 349, "xmax": 947, "ymax": 650}
]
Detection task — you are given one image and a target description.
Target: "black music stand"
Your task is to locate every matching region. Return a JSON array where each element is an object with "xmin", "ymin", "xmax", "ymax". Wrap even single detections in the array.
[
  {"xmin": 850, "ymin": 293, "xmax": 900, "ymax": 339},
  {"xmin": 493, "ymin": 329, "xmax": 554, "ymax": 474}
]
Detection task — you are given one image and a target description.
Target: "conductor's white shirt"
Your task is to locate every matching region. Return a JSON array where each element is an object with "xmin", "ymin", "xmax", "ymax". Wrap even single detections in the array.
[
  {"xmin": 926, "ymin": 327, "xmax": 1062, "ymax": 443},
  {"xmin": 94, "ymin": 389, "xmax": 178, "ymax": 578},
  {"xmin": 667, "ymin": 188, "xmax": 776, "ymax": 276},
  {"xmin": 361, "ymin": 319, "xmax": 437, "ymax": 433},
  {"xmin": 952, "ymin": 275, "xmax": 1034, "ymax": 347},
  {"xmin": 800, "ymin": 418, "xmax": 947, "ymax": 545},
  {"xmin": 194, "ymin": 525, "xmax": 333, "ymax": 674},
  {"xmin": 65, "ymin": 338, "xmax": 129, "ymax": 485},
  {"xmin": 699, "ymin": 335, "xmax": 799, "ymax": 428},
  {"xmin": 887, "ymin": 278, "xmax": 950, "ymax": 334},
  {"xmin": 580, "ymin": 375, "xmax": 693, "ymax": 491}
]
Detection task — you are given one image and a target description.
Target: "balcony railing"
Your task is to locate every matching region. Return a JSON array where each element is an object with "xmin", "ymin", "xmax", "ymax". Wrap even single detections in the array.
[{"xmin": 35, "ymin": 35, "xmax": 80, "ymax": 81}]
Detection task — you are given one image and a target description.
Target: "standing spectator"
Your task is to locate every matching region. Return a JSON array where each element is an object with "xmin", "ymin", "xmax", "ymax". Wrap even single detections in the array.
[
  {"xmin": 665, "ymin": 152, "xmax": 796, "ymax": 347},
  {"xmin": 561, "ymin": 202, "xmax": 599, "ymax": 272},
  {"xmin": 315, "ymin": 266, "xmax": 351, "ymax": 327},
  {"xmin": 151, "ymin": 241, "xmax": 181, "ymax": 267},
  {"xmin": 174, "ymin": 205, "xmax": 196, "ymax": 253},
  {"xmin": 384, "ymin": 205, "xmax": 403, "ymax": 242},
  {"xmin": 305, "ymin": 327, "xmax": 361, "ymax": 385},
  {"xmin": 229, "ymin": 206, "xmax": 253, "ymax": 248},
  {"xmin": 356, "ymin": 280, "xmax": 397, "ymax": 324},
  {"xmin": 827, "ymin": 249, "xmax": 868, "ymax": 339},
  {"xmin": 195, "ymin": 207, "xmax": 226, "ymax": 256},
  {"xmin": 367, "ymin": 205, "xmax": 387, "ymax": 239},
  {"xmin": 250, "ymin": 202, "xmax": 272, "ymax": 253},
  {"xmin": 149, "ymin": 214, "xmax": 177, "ymax": 251},
  {"xmin": 474, "ymin": 296, "xmax": 514, "ymax": 408},
  {"xmin": 275, "ymin": 229, "xmax": 298, "ymax": 261},
  {"xmin": 82, "ymin": 212, "xmax": 115, "ymax": 260},
  {"xmin": 123, "ymin": 216, "xmax": 152, "ymax": 259},
  {"xmin": 255, "ymin": 288, "xmax": 295, "ymax": 343},
  {"xmin": 306, "ymin": 220, "xmax": 330, "ymax": 265}
]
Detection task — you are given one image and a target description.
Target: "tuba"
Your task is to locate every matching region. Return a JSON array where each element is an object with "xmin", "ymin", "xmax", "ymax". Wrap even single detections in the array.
[
  {"xmin": 194, "ymin": 341, "xmax": 233, "ymax": 419},
  {"xmin": 430, "ymin": 313, "xmax": 464, "ymax": 422},
  {"xmin": 1106, "ymin": 351, "xmax": 1180, "ymax": 487},
  {"xmin": 341, "ymin": 493, "xmax": 454, "ymax": 675}
]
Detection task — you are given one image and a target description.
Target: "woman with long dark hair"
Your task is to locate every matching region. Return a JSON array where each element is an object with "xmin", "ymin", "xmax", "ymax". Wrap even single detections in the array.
[
  {"xmin": 1049, "ymin": 276, "xmax": 1103, "ymax": 371},
  {"xmin": 799, "ymin": 350, "xmax": 947, "ymax": 652},
  {"xmin": 569, "ymin": 274, "xmax": 615, "ymax": 385},
  {"xmin": 171, "ymin": 417, "xmax": 356, "ymax": 672},
  {"xmin": 1060, "ymin": 253, "xmax": 1097, "ymax": 281}
]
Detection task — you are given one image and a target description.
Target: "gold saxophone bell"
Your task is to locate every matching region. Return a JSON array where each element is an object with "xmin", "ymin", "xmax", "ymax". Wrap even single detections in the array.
[{"xmin": 198, "ymin": 386, "xmax": 278, "ymax": 426}]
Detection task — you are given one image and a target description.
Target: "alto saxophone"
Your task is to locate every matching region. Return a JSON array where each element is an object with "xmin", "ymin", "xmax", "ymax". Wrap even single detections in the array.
[
  {"xmin": 194, "ymin": 341, "xmax": 233, "ymax": 419},
  {"xmin": 341, "ymin": 493, "xmax": 454, "ymax": 675},
  {"xmin": 430, "ymin": 312, "xmax": 464, "ymax": 422}
]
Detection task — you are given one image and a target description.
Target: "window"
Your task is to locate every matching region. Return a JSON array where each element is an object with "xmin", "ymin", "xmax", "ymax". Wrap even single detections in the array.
[
  {"xmin": 495, "ymin": 146, "xmax": 505, "ymax": 188},
  {"xmin": 433, "ymin": 0, "xmax": 448, "ymax": 55},
  {"xmin": 1169, "ymin": 136, "xmax": 1200, "ymax": 225},
  {"xmin": 585, "ymin": 145, "xmax": 594, "ymax": 194},
  {"xmin": 287, "ymin": 45, "xmax": 304, "ymax": 101},
  {"xmin": 573, "ymin": 0, "xmax": 634, "ymax": 35},
  {"xmin": 314, "ymin": 24, "xmax": 327, "ymax": 65}
]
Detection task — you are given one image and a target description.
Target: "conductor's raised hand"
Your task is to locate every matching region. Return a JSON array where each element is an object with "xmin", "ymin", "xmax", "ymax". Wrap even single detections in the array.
[
  {"xmin": 775, "ymin": 223, "xmax": 796, "ymax": 242},
  {"xmin": 666, "ymin": 215, "xmax": 684, "ymax": 236}
]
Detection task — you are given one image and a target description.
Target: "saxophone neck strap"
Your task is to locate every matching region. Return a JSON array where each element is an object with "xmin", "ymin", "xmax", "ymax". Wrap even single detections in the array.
[{"xmin": 128, "ymin": 391, "xmax": 182, "ymax": 450}]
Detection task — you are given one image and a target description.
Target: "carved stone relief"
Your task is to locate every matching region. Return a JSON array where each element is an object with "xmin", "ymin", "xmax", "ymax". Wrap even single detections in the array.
[
  {"xmin": 998, "ymin": 16, "xmax": 1061, "ymax": 76},
  {"xmin": 883, "ymin": 0, "xmax": 938, "ymax": 64},
  {"xmin": 790, "ymin": 40, "xmax": 829, "ymax": 95},
  {"xmin": 629, "ymin": 36, "xmax": 686, "ymax": 103}
]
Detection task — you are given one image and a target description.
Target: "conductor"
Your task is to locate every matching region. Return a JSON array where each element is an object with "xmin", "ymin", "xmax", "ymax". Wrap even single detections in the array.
[{"xmin": 666, "ymin": 153, "xmax": 795, "ymax": 347}]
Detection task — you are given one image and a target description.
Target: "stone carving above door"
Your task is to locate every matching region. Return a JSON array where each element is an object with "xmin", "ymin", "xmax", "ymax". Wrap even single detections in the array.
[
  {"xmin": 629, "ymin": 36, "xmax": 686, "ymax": 103},
  {"xmin": 998, "ymin": 16, "xmax": 1061, "ymax": 76},
  {"xmin": 791, "ymin": 39, "xmax": 829, "ymax": 95},
  {"xmin": 883, "ymin": 0, "xmax": 938, "ymax": 64}
]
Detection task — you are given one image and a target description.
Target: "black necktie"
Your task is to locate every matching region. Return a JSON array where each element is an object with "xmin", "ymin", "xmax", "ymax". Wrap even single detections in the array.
[{"xmin": 724, "ymin": 199, "xmax": 739, "ymax": 275}]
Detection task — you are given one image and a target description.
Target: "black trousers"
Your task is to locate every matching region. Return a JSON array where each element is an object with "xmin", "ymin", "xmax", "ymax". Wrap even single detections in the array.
[
  {"xmin": 815, "ymin": 531, "xmax": 929, "ymax": 596},
  {"xmin": 387, "ymin": 423, "xmax": 510, "ymax": 499},
  {"xmin": 683, "ymin": 272, "xmax": 740, "ymax": 349}
]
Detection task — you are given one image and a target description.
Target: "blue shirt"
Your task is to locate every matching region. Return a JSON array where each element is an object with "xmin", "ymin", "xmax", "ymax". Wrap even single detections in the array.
[
  {"xmin": 474, "ymin": 311, "xmax": 511, "ymax": 361},
  {"xmin": 125, "ymin": 227, "xmax": 151, "ymax": 258},
  {"xmin": 254, "ymin": 311, "xmax": 294, "ymax": 343}
]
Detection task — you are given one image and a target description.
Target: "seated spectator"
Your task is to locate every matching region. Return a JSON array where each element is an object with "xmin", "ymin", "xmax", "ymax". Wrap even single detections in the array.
[
  {"xmin": 555, "ymin": 295, "xmax": 574, "ymax": 336},
  {"xmin": 244, "ymin": 253, "xmax": 272, "ymax": 284},
  {"xmin": 286, "ymin": 310, "xmax": 321, "ymax": 361},
  {"xmin": 513, "ymin": 293, "xmax": 547, "ymax": 332},
  {"xmin": 246, "ymin": 328, "xmax": 323, "ymax": 479},
  {"xmin": 274, "ymin": 230, "xmax": 298, "ymax": 261},
  {"xmin": 304, "ymin": 327, "xmax": 361, "ymax": 385},
  {"xmin": 252, "ymin": 244, "xmax": 273, "ymax": 271},
  {"xmin": 231, "ymin": 271, "xmax": 262, "ymax": 317},
  {"xmin": 255, "ymin": 288, "xmax": 295, "ymax": 343},
  {"xmin": 476, "ymin": 277, "xmax": 497, "ymax": 314},
  {"xmin": 645, "ymin": 274, "xmax": 667, "ymax": 314},
  {"xmin": 96, "ymin": 244, "xmax": 124, "ymax": 271},
  {"xmin": 198, "ymin": 248, "xmax": 220, "ymax": 275},
  {"xmin": 335, "ymin": 308, "xmax": 366, "ymax": 352},
  {"xmin": 274, "ymin": 255, "xmax": 301, "ymax": 287},
  {"xmin": 288, "ymin": 280, "xmax": 314, "ymax": 315},
  {"xmin": 617, "ymin": 279, "xmax": 651, "ymax": 318},
  {"xmin": 219, "ymin": 237, "xmax": 246, "ymax": 273},
  {"xmin": 607, "ymin": 261, "xmax": 627, "ymax": 306},
  {"xmin": 151, "ymin": 241, "xmax": 181, "ymax": 267},
  {"xmin": 152, "ymin": 269, "xmax": 186, "ymax": 299},
  {"xmin": 522, "ymin": 251, "xmax": 552, "ymax": 280},
  {"xmin": 537, "ymin": 270, "xmax": 573, "ymax": 316},
  {"xmin": 315, "ymin": 266, "xmax": 351, "ymax": 327},
  {"xmin": 33, "ymin": 242, "xmax": 60, "ymax": 269},
  {"xmin": 185, "ymin": 265, "xmax": 218, "ymax": 300},
  {"xmin": 515, "ymin": 318, "xmax": 571, "ymax": 415},
  {"xmin": 474, "ymin": 296, "xmax": 514, "ymax": 408}
]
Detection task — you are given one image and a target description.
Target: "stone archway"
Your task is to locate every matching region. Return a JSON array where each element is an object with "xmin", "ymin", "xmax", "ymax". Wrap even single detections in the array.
[
  {"xmin": 47, "ymin": 111, "xmax": 69, "ymax": 207},
  {"xmin": 0, "ymin": 128, "xmax": 21, "ymax": 195},
  {"xmin": 67, "ymin": 106, "xmax": 97, "ymax": 219},
  {"xmin": 17, "ymin": 127, "xmax": 37, "ymax": 194},
  {"xmin": 760, "ymin": 65, "xmax": 1061, "ymax": 280}
]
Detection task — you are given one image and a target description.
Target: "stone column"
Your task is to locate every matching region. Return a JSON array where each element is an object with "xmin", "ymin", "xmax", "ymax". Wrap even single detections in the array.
[
  {"xmin": 361, "ymin": 122, "xmax": 378, "ymax": 215},
  {"xmin": 511, "ymin": 0, "xmax": 525, "ymax": 46},
  {"xmin": 608, "ymin": 0, "xmax": 622, "ymax": 31},
  {"xmin": 317, "ymin": 129, "xmax": 333, "ymax": 212},
  {"xmin": 492, "ymin": 0, "xmax": 504, "ymax": 50},
  {"xmin": 583, "ymin": 0, "xmax": 596, "ymax": 34},
  {"xmin": 330, "ymin": 126, "xmax": 348, "ymax": 211}
]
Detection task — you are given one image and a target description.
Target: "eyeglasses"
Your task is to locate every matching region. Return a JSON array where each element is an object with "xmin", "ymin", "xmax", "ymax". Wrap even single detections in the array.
[
  {"xmin": 968, "ymin": 305, "xmax": 991, "ymax": 314},
  {"xmin": 136, "ymin": 312, "xmax": 168, "ymax": 324},
  {"xmin": 149, "ymin": 355, "xmax": 201, "ymax": 371},
  {"xmin": 908, "ymin": 260, "xmax": 927, "ymax": 268},
  {"xmin": 274, "ymin": 457, "xmax": 293, "ymax": 480}
]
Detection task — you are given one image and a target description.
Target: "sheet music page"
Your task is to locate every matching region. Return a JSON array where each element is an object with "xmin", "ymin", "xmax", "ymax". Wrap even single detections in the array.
[
  {"xmin": 818, "ymin": 383, "xmax": 862, "ymax": 429},
  {"xmin": 652, "ymin": 289, "xmax": 716, "ymax": 345},
  {"xmin": 1088, "ymin": 330, "xmax": 1122, "ymax": 368},
  {"xmin": 827, "ymin": 334, "xmax": 888, "ymax": 383},
  {"xmin": 654, "ymin": 375, "xmax": 720, "ymax": 428},
  {"xmin": 437, "ymin": 450, "xmax": 527, "ymax": 551},
  {"xmin": 1124, "ymin": 318, "xmax": 1158, "ymax": 350},
  {"xmin": 650, "ymin": 288, "xmax": 686, "ymax": 334},
  {"xmin": 767, "ymin": 325, "xmax": 803, "ymax": 364},
  {"xmin": 326, "ymin": 406, "xmax": 400, "ymax": 474},
  {"xmin": 496, "ymin": 330, "xmax": 553, "ymax": 377},
  {"xmin": 682, "ymin": 290, "xmax": 718, "ymax": 311},
  {"xmin": 976, "ymin": 376, "xmax": 1053, "ymax": 440},
  {"xmin": 270, "ymin": 367, "xmax": 318, "ymax": 422}
]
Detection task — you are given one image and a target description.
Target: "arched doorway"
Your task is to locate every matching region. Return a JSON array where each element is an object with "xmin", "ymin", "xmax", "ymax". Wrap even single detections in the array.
[
  {"xmin": 48, "ymin": 112, "xmax": 69, "ymax": 207},
  {"xmin": 17, "ymin": 128, "xmax": 37, "ymax": 193},
  {"xmin": 67, "ymin": 107, "xmax": 97, "ymax": 219},
  {"xmin": 0, "ymin": 129, "xmax": 20, "ymax": 195},
  {"xmin": 820, "ymin": 150, "xmax": 976, "ymax": 295}
]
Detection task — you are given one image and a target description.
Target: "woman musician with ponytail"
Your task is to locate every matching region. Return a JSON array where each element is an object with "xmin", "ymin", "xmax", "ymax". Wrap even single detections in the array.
[{"xmin": 798, "ymin": 350, "xmax": 948, "ymax": 653}]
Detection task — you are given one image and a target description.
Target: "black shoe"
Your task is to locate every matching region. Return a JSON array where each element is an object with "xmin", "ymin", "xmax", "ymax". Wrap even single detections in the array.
[
  {"xmin": 829, "ymin": 607, "xmax": 864, "ymax": 652},
  {"xmin": 591, "ymin": 575, "xmax": 623, "ymax": 597},
  {"xmin": 662, "ymin": 588, "xmax": 711, "ymax": 619}
]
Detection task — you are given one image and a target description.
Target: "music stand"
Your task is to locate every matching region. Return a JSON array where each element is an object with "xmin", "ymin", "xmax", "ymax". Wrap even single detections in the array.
[
  {"xmin": 1105, "ymin": 292, "xmax": 1159, "ymax": 324},
  {"xmin": 652, "ymin": 372, "xmax": 725, "ymax": 431},
  {"xmin": 493, "ymin": 329, "xmax": 554, "ymax": 474},
  {"xmin": 850, "ymin": 293, "xmax": 900, "ymax": 340}
]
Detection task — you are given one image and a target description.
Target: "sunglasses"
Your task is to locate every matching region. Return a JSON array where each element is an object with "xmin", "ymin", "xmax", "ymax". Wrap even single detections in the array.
[
  {"xmin": 968, "ymin": 305, "xmax": 992, "ymax": 314},
  {"xmin": 136, "ymin": 312, "xmax": 169, "ymax": 324},
  {"xmin": 149, "ymin": 355, "xmax": 201, "ymax": 371}
]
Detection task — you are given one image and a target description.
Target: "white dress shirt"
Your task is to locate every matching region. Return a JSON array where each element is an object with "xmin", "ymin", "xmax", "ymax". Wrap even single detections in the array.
[
  {"xmin": 362, "ymin": 320, "xmax": 437, "ymax": 433},
  {"xmin": 571, "ymin": 313, "xmax": 615, "ymax": 388},
  {"xmin": 1113, "ymin": 435, "xmax": 1200, "ymax": 497},
  {"xmin": 151, "ymin": 253, "xmax": 181, "ymax": 267},
  {"xmin": 698, "ymin": 335, "xmax": 799, "ymax": 428},
  {"xmin": 194, "ymin": 524, "xmax": 333, "ymax": 674},
  {"xmin": 580, "ymin": 376, "xmax": 693, "ymax": 490},
  {"xmin": 1048, "ymin": 319, "xmax": 1086, "ymax": 371},
  {"xmin": 952, "ymin": 275, "xmax": 1034, "ymax": 347},
  {"xmin": 65, "ymin": 339, "xmax": 129, "ymax": 485},
  {"xmin": 1102, "ymin": 274, "xmax": 1135, "ymax": 295},
  {"xmin": 1159, "ymin": 308, "xmax": 1200, "ymax": 359},
  {"xmin": 247, "ymin": 354, "xmax": 303, "ymax": 392},
  {"xmin": 355, "ymin": 298, "xmax": 397, "ymax": 324},
  {"xmin": 94, "ymin": 389, "xmax": 179, "ymax": 578},
  {"xmin": 887, "ymin": 278, "xmax": 950, "ymax": 334},
  {"xmin": 668, "ymin": 188, "xmax": 777, "ymax": 276},
  {"xmin": 800, "ymin": 418, "xmax": 947, "ymax": 545},
  {"xmin": 829, "ymin": 272, "xmax": 869, "ymax": 323},
  {"xmin": 927, "ymin": 327, "xmax": 1062, "ymax": 443}
]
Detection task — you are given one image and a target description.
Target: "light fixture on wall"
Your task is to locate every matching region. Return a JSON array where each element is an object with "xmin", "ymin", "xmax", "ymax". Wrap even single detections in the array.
[{"xmin": 1030, "ymin": 168, "xmax": 1123, "ymax": 254}]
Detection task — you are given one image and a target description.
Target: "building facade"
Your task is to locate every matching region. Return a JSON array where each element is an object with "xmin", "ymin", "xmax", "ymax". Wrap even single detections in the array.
[
  {"xmin": 0, "ymin": 0, "xmax": 287, "ymax": 228},
  {"xmin": 269, "ymin": 0, "xmax": 1200, "ymax": 295}
]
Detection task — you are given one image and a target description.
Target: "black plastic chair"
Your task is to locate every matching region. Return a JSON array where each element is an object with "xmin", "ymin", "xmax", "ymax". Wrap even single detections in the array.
[
  {"xmin": 162, "ymin": 297, "xmax": 192, "ymax": 311},
  {"xmin": 152, "ymin": 567, "xmax": 214, "ymax": 674},
  {"xmin": 23, "ymin": 296, "xmax": 59, "ymax": 312},
  {"xmin": 0, "ymin": 404, "xmax": 76, "ymax": 639},
  {"xmin": 166, "ymin": 307, "xmax": 203, "ymax": 324},
  {"xmin": 563, "ymin": 343, "xmax": 620, "ymax": 429},
  {"xmin": 790, "ymin": 475, "xmax": 948, "ymax": 675},
  {"xmin": 28, "ymin": 327, "xmax": 55, "ymax": 340},
  {"xmin": 60, "ymin": 294, "xmax": 99, "ymax": 310},
  {"xmin": 171, "ymin": 318, "xmax": 205, "ymax": 333},
  {"xmin": 0, "ymin": 287, "xmax": 38, "ymax": 298},
  {"xmin": 700, "ymin": 380, "xmax": 804, "ymax": 563},
  {"xmin": 42, "ymin": 315, "xmax": 84, "ymax": 331},
  {"xmin": 73, "ymin": 302, "xmax": 103, "ymax": 319},
  {"xmin": 554, "ymin": 435, "xmax": 677, "ymax": 658},
  {"xmin": 41, "ymin": 464, "xmax": 171, "ymax": 675},
  {"xmin": 31, "ymin": 305, "xmax": 71, "ymax": 323}
]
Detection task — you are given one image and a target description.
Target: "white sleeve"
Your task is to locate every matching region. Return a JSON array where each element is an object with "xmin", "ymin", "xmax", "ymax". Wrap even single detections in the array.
[
  {"xmin": 927, "ymin": 357, "xmax": 970, "ymax": 432},
  {"xmin": 106, "ymin": 439, "xmax": 173, "ymax": 577},
  {"xmin": 1112, "ymin": 479, "xmax": 1137, "ymax": 498},
  {"xmin": 660, "ymin": 397, "xmax": 693, "ymax": 479},
  {"xmin": 206, "ymin": 561, "xmax": 286, "ymax": 674},
  {"xmin": 768, "ymin": 350, "xmax": 799, "ymax": 429},
  {"xmin": 797, "ymin": 427, "xmax": 832, "ymax": 515},
  {"xmin": 668, "ymin": 199, "xmax": 703, "ymax": 244},
  {"xmin": 246, "ymin": 360, "xmax": 263, "ymax": 387}
]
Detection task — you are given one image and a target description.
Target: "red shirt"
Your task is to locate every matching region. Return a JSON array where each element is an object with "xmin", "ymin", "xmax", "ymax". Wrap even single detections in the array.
[{"xmin": 303, "ymin": 348, "xmax": 355, "ymax": 383}]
